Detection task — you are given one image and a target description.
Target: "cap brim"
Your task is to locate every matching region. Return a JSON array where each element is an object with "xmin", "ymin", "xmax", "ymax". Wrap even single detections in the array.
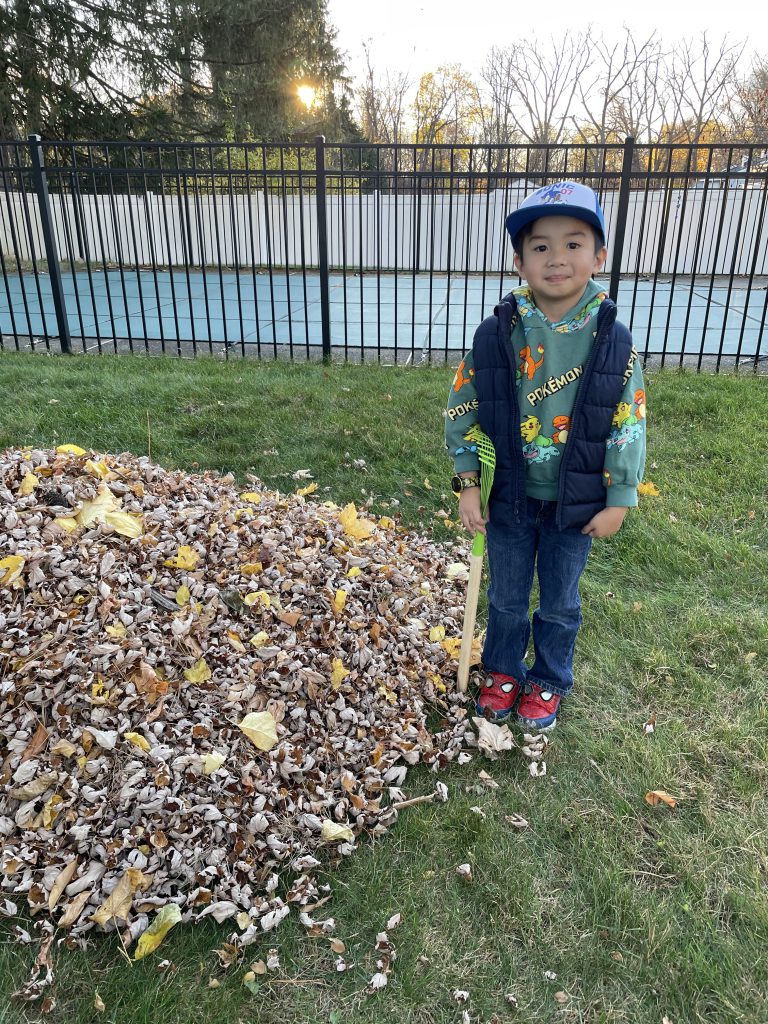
[{"xmin": 505, "ymin": 206, "xmax": 605, "ymax": 246}]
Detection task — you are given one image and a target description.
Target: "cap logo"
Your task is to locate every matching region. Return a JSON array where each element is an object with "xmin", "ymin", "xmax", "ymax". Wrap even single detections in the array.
[{"xmin": 537, "ymin": 181, "xmax": 575, "ymax": 205}]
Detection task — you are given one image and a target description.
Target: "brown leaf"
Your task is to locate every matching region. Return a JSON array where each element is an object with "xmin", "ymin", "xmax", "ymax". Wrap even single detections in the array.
[
  {"xmin": 48, "ymin": 860, "xmax": 79, "ymax": 911},
  {"xmin": 644, "ymin": 790, "xmax": 678, "ymax": 809},
  {"xmin": 20, "ymin": 722, "xmax": 49, "ymax": 764},
  {"xmin": 91, "ymin": 869, "xmax": 150, "ymax": 926}
]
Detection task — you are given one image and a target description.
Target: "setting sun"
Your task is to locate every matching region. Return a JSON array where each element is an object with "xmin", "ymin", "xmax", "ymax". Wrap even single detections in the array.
[{"xmin": 297, "ymin": 85, "xmax": 317, "ymax": 109}]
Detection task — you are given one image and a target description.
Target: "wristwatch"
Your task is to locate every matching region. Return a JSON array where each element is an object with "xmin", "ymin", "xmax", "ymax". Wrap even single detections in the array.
[{"xmin": 451, "ymin": 474, "xmax": 481, "ymax": 495}]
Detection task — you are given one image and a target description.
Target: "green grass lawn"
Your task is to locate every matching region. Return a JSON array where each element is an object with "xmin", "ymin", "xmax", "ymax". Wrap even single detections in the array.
[{"xmin": 1, "ymin": 353, "xmax": 767, "ymax": 1024}]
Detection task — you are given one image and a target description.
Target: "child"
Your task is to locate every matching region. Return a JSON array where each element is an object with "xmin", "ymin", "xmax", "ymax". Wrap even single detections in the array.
[{"xmin": 445, "ymin": 181, "xmax": 646, "ymax": 730}]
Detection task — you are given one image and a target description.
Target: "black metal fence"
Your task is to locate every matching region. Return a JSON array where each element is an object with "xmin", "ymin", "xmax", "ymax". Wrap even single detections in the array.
[{"xmin": 1, "ymin": 134, "xmax": 767, "ymax": 369}]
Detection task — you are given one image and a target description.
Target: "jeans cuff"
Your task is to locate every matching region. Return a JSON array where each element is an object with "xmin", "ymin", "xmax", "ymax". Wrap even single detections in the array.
[{"xmin": 526, "ymin": 676, "xmax": 572, "ymax": 698}]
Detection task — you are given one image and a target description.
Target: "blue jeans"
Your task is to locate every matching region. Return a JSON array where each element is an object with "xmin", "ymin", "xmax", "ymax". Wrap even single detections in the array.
[{"xmin": 483, "ymin": 498, "xmax": 593, "ymax": 697}]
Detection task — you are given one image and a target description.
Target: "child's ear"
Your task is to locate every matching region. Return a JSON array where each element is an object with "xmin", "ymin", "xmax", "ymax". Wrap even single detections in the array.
[
  {"xmin": 594, "ymin": 246, "xmax": 608, "ymax": 272},
  {"xmin": 513, "ymin": 251, "xmax": 524, "ymax": 276}
]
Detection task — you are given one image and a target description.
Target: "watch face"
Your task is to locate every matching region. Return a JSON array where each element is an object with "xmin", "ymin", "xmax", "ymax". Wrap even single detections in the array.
[{"xmin": 451, "ymin": 475, "xmax": 463, "ymax": 495}]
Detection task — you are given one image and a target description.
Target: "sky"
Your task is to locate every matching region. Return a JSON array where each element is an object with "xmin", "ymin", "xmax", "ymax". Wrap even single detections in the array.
[{"xmin": 326, "ymin": 0, "xmax": 763, "ymax": 88}]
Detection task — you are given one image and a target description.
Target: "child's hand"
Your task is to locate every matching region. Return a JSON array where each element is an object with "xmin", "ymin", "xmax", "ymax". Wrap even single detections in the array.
[
  {"xmin": 458, "ymin": 487, "xmax": 487, "ymax": 536},
  {"xmin": 581, "ymin": 506, "xmax": 628, "ymax": 538}
]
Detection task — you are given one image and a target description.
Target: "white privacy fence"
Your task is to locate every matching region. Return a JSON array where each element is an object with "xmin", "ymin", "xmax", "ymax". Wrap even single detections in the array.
[{"xmin": 2, "ymin": 185, "xmax": 767, "ymax": 276}]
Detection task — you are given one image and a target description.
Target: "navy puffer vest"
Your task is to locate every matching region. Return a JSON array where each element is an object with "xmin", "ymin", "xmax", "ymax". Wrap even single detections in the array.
[{"xmin": 473, "ymin": 292, "xmax": 633, "ymax": 531}]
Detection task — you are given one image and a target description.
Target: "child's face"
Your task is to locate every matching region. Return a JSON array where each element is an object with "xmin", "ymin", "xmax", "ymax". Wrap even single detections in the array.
[{"xmin": 514, "ymin": 216, "xmax": 607, "ymax": 320}]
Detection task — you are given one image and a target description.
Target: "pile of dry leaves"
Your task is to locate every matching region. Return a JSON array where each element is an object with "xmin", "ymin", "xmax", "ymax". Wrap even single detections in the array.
[{"xmin": 1, "ymin": 445, "xmax": 488, "ymax": 965}]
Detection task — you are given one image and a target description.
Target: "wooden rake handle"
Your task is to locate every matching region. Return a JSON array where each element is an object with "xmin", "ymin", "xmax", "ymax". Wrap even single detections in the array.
[{"xmin": 457, "ymin": 532, "xmax": 485, "ymax": 693}]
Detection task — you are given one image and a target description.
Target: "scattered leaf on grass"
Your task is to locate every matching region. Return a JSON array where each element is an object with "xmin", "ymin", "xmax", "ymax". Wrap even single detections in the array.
[
  {"xmin": 554, "ymin": 991, "xmax": 568, "ymax": 1004},
  {"xmin": 456, "ymin": 863, "xmax": 473, "ymax": 883},
  {"xmin": 638, "ymin": 481, "xmax": 660, "ymax": 497},
  {"xmin": 133, "ymin": 903, "xmax": 182, "ymax": 960},
  {"xmin": 643, "ymin": 713, "xmax": 657, "ymax": 735},
  {"xmin": 94, "ymin": 991, "xmax": 105, "ymax": 1012},
  {"xmin": 368, "ymin": 972, "xmax": 388, "ymax": 991},
  {"xmin": 644, "ymin": 790, "xmax": 678, "ymax": 809},
  {"xmin": 473, "ymin": 717, "xmax": 515, "ymax": 759}
]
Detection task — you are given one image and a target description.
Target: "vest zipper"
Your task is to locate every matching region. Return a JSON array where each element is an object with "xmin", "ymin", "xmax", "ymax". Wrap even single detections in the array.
[{"xmin": 555, "ymin": 302, "xmax": 617, "ymax": 530}]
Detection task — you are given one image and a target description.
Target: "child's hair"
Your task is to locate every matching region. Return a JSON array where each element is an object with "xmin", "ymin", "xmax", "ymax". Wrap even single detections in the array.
[{"xmin": 513, "ymin": 221, "xmax": 605, "ymax": 259}]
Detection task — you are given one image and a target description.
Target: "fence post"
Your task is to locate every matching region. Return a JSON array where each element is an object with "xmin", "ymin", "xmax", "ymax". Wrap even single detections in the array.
[
  {"xmin": 28, "ymin": 134, "xmax": 72, "ymax": 355},
  {"xmin": 315, "ymin": 135, "xmax": 332, "ymax": 361},
  {"xmin": 609, "ymin": 136, "xmax": 634, "ymax": 303}
]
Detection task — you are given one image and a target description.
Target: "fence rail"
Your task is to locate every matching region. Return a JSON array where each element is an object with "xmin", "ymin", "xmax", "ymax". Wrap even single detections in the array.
[{"xmin": 1, "ymin": 135, "xmax": 767, "ymax": 369}]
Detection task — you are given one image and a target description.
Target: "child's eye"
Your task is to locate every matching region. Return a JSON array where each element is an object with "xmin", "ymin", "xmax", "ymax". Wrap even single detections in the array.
[
  {"xmin": 567, "ymin": 242, "xmax": 582, "ymax": 249},
  {"xmin": 532, "ymin": 245, "xmax": 547, "ymax": 253}
]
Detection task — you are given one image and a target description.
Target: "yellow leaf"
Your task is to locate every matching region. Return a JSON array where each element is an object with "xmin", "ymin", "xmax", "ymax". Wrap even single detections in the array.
[
  {"xmin": 378, "ymin": 516, "xmax": 395, "ymax": 529},
  {"xmin": 346, "ymin": 567, "xmax": 362, "ymax": 579},
  {"xmin": 91, "ymin": 679, "xmax": 109, "ymax": 702},
  {"xmin": 333, "ymin": 589, "xmax": 347, "ymax": 613},
  {"xmin": 50, "ymin": 739, "xmax": 77, "ymax": 757},
  {"xmin": 54, "ymin": 517, "xmax": 80, "ymax": 533},
  {"xmin": 184, "ymin": 658, "xmax": 211, "ymax": 683},
  {"xmin": 176, "ymin": 584, "xmax": 191, "ymax": 606},
  {"xmin": 164, "ymin": 545, "xmax": 200, "ymax": 569},
  {"xmin": 125, "ymin": 732, "xmax": 150, "ymax": 752},
  {"xmin": 203, "ymin": 751, "xmax": 226, "ymax": 775},
  {"xmin": 339, "ymin": 502, "xmax": 375, "ymax": 541},
  {"xmin": 239, "ymin": 492, "xmax": 262, "ymax": 503},
  {"xmin": 297, "ymin": 482, "xmax": 318, "ymax": 497},
  {"xmin": 320, "ymin": 820, "xmax": 354, "ymax": 843},
  {"xmin": 423, "ymin": 478, "xmax": 433, "ymax": 490},
  {"xmin": 105, "ymin": 623, "xmax": 126, "ymax": 638},
  {"xmin": 207, "ymin": 522, "xmax": 219, "ymax": 537},
  {"xmin": 240, "ymin": 562, "xmax": 263, "ymax": 576},
  {"xmin": 85, "ymin": 459, "xmax": 111, "ymax": 480},
  {"xmin": 247, "ymin": 589, "xmax": 271, "ymax": 608},
  {"xmin": 331, "ymin": 658, "xmax": 349, "ymax": 690},
  {"xmin": 249, "ymin": 631, "xmax": 269, "ymax": 648},
  {"xmin": 377, "ymin": 683, "xmax": 397, "ymax": 705},
  {"xmin": 56, "ymin": 444, "xmax": 87, "ymax": 456},
  {"xmin": 19, "ymin": 472, "xmax": 39, "ymax": 495},
  {"xmin": 0, "ymin": 555, "xmax": 25, "ymax": 586},
  {"xmin": 429, "ymin": 625, "xmax": 446, "ymax": 643},
  {"xmin": 238, "ymin": 711, "xmax": 278, "ymax": 751},
  {"xmin": 440, "ymin": 636, "xmax": 482, "ymax": 665},
  {"xmin": 104, "ymin": 510, "xmax": 143, "ymax": 538},
  {"xmin": 91, "ymin": 868, "xmax": 149, "ymax": 926},
  {"xmin": 227, "ymin": 630, "xmax": 246, "ymax": 652},
  {"xmin": 638, "ymin": 481, "xmax": 661, "ymax": 497},
  {"xmin": 133, "ymin": 903, "xmax": 182, "ymax": 960},
  {"xmin": 76, "ymin": 483, "xmax": 121, "ymax": 528},
  {"xmin": 644, "ymin": 790, "xmax": 678, "ymax": 808},
  {"xmin": 42, "ymin": 794, "xmax": 64, "ymax": 829}
]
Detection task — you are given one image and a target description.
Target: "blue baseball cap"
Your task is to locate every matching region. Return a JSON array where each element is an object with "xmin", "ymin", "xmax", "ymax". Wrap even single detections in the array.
[{"xmin": 505, "ymin": 181, "xmax": 606, "ymax": 248}]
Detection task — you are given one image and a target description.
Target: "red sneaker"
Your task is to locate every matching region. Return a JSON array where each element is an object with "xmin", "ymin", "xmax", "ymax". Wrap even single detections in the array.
[
  {"xmin": 476, "ymin": 673, "xmax": 522, "ymax": 722},
  {"xmin": 516, "ymin": 682, "xmax": 561, "ymax": 731}
]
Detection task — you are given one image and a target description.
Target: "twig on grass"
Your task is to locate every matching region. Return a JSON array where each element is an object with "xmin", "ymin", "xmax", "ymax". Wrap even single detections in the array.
[{"xmin": 391, "ymin": 793, "xmax": 437, "ymax": 810}]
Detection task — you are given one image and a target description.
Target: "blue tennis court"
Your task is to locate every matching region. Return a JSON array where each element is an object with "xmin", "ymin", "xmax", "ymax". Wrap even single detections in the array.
[{"xmin": 1, "ymin": 269, "xmax": 766, "ymax": 361}]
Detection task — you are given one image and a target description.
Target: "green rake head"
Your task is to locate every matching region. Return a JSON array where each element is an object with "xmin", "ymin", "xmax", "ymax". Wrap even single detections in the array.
[{"xmin": 464, "ymin": 424, "xmax": 496, "ymax": 515}]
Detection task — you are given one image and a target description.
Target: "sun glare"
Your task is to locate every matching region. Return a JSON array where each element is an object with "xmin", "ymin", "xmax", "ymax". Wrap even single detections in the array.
[{"xmin": 297, "ymin": 85, "xmax": 317, "ymax": 109}]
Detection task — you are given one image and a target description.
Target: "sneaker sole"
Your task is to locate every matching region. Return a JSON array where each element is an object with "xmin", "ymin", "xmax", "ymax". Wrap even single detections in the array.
[{"xmin": 516, "ymin": 714, "xmax": 557, "ymax": 731}]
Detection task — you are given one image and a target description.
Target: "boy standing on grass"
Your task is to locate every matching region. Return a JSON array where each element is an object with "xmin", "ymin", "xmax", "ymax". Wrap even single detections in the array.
[{"xmin": 445, "ymin": 181, "xmax": 646, "ymax": 730}]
